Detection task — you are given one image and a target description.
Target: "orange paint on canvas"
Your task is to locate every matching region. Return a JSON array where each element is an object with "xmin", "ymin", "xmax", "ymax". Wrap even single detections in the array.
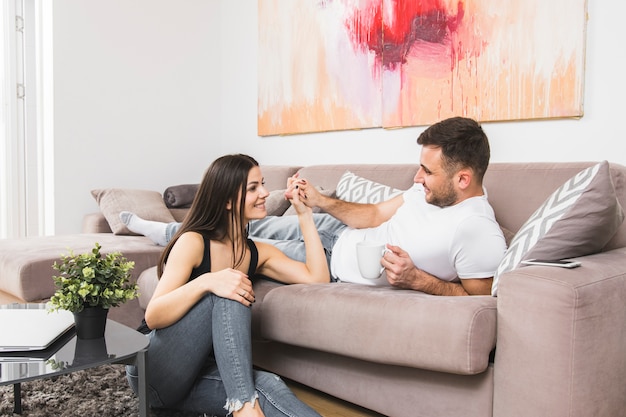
[{"xmin": 258, "ymin": 0, "xmax": 586, "ymax": 135}]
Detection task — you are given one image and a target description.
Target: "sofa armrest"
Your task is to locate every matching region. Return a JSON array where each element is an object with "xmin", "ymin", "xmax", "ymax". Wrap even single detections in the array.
[
  {"xmin": 82, "ymin": 212, "xmax": 112, "ymax": 233},
  {"xmin": 493, "ymin": 248, "xmax": 626, "ymax": 417}
]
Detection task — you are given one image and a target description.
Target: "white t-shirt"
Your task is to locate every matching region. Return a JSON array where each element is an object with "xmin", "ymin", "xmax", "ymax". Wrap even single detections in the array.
[{"xmin": 330, "ymin": 184, "xmax": 506, "ymax": 286}]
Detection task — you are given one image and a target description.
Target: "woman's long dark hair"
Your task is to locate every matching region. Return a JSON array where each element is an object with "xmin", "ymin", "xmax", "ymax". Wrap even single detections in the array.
[{"xmin": 157, "ymin": 154, "xmax": 259, "ymax": 277}]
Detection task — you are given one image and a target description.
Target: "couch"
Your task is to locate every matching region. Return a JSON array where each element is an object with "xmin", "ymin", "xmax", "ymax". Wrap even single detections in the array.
[{"xmin": 1, "ymin": 162, "xmax": 625, "ymax": 417}]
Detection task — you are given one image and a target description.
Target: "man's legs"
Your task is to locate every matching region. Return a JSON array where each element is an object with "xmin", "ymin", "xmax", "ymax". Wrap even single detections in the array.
[
  {"xmin": 119, "ymin": 212, "xmax": 347, "ymax": 255},
  {"xmin": 249, "ymin": 214, "xmax": 346, "ymax": 276},
  {"xmin": 120, "ymin": 211, "xmax": 181, "ymax": 246}
]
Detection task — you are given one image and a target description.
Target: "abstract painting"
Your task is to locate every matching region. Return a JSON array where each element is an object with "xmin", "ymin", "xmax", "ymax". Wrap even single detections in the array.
[{"xmin": 258, "ymin": 0, "xmax": 587, "ymax": 136}]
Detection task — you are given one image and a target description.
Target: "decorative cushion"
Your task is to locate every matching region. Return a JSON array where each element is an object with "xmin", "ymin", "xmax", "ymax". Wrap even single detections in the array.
[
  {"xmin": 91, "ymin": 189, "xmax": 176, "ymax": 235},
  {"xmin": 336, "ymin": 171, "xmax": 403, "ymax": 203},
  {"xmin": 163, "ymin": 184, "xmax": 199, "ymax": 208},
  {"xmin": 265, "ymin": 189, "xmax": 292, "ymax": 216},
  {"xmin": 491, "ymin": 161, "xmax": 624, "ymax": 296}
]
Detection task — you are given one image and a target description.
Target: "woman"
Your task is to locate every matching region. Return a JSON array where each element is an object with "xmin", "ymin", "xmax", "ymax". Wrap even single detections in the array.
[{"xmin": 126, "ymin": 154, "xmax": 328, "ymax": 417}]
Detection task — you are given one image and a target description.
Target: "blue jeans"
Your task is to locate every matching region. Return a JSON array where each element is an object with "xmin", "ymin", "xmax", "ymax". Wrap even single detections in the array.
[
  {"xmin": 248, "ymin": 214, "xmax": 346, "ymax": 279},
  {"xmin": 126, "ymin": 294, "xmax": 320, "ymax": 417}
]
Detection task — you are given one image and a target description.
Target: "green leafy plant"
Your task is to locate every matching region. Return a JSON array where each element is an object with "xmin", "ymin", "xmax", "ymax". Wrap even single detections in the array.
[{"xmin": 49, "ymin": 243, "xmax": 138, "ymax": 313}]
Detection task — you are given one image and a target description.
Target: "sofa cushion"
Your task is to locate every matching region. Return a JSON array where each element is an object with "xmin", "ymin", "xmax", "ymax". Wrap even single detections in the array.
[
  {"xmin": 163, "ymin": 184, "xmax": 198, "ymax": 208},
  {"xmin": 336, "ymin": 171, "xmax": 403, "ymax": 203},
  {"xmin": 259, "ymin": 283, "xmax": 497, "ymax": 375},
  {"xmin": 491, "ymin": 161, "xmax": 624, "ymax": 295},
  {"xmin": 91, "ymin": 188, "xmax": 176, "ymax": 235},
  {"xmin": 0, "ymin": 234, "xmax": 163, "ymax": 302}
]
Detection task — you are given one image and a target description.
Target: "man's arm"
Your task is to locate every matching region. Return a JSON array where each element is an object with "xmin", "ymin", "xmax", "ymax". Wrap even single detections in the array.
[
  {"xmin": 296, "ymin": 179, "xmax": 404, "ymax": 229},
  {"xmin": 383, "ymin": 244, "xmax": 493, "ymax": 296}
]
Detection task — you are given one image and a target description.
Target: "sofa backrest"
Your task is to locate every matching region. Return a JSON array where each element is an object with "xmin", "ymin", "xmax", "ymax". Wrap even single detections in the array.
[
  {"xmin": 296, "ymin": 164, "xmax": 419, "ymax": 192},
  {"xmin": 296, "ymin": 162, "xmax": 626, "ymax": 253},
  {"xmin": 484, "ymin": 162, "xmax": 626, "ymax": 251},
  {"xmin": 84, "ymin": 162, "xmax": 626, "ymax": 254}
]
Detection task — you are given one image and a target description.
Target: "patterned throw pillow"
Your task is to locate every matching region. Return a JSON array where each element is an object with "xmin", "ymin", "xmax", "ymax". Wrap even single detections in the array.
[
  {"xmin": 336, "ymin": 171, "xmax": 403, "ymax": 203},
  {"xmin": 491, "ymin": 161, "xmax": 624, "ymax": 296}
]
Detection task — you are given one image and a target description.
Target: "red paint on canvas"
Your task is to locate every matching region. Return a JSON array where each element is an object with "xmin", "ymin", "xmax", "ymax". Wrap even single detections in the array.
[{"xmin": 347, "ymin": 0, "xmax": 466, "ymax": 70}]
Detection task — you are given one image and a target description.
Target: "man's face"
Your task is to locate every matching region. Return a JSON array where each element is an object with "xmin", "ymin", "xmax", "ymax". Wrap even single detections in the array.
[{"xmin": 414, "ymin": 146, "xmax": 459, "ymax": 207}]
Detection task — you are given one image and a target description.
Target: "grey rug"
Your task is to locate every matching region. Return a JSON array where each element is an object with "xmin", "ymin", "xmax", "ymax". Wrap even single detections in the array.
[{"xmin": 0, "ymin": 365, "xmax": 201, "ymax": 416}]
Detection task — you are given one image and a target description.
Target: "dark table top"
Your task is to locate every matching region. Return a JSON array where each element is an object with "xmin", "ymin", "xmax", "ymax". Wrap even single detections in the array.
[{"xmin": 0, "ymin": 303, "xmax": 149, "ymax": 385}]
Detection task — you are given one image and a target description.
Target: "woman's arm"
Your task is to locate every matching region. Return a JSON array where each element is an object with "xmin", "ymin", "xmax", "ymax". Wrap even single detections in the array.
[
  {"xmin": 256, "ymin": 183, "xmax": 330, "ymax": 284},
  {"xmin": 144, "ymin": 232, "xmax": 255, "ymax": 329}
]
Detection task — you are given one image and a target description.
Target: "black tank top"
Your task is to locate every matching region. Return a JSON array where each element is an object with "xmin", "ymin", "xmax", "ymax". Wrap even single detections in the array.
[
  {"xmin": 137, "ymin": 235, "xmax": 259, "ymax": 334},
  {"xmin": 190, "ymin": 235, "xmax": 259, "ymax": 280}
]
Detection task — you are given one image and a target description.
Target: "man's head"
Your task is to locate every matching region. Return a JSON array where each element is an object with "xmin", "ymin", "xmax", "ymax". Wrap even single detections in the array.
[
  {"xmin": 417, "ymin": 117, "xmax": 490, "ymax": 183},
  {"xmin": 415, "ymin": 117, "xmax": 490, "ymax": 207}
]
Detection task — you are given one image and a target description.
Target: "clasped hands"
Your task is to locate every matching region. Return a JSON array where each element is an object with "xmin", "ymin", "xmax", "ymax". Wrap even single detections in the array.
[
  {"xmin": 284, "ymin": 173, "xmax": 323, "ymax": 209},
  {"xmin": 283, "ymin": 173, "xmax": 320, "ymax": 214}
]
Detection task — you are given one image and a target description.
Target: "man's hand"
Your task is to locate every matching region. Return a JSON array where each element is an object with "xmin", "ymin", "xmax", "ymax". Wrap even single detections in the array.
[
  {"xmin": 382, "ymin": 244, "xmax": 486, "ymax": 296},
  {"xmin": 284, "ymin": 176, "xmax": 326, "ymax": 209},
  {"xmin": 382, "ymin": 244, "xmax": 420, "ymax": 289}
]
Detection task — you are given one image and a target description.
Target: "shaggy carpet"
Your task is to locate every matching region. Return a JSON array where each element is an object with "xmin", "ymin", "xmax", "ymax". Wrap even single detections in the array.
[{"xmin": 0, "ymin": 365, "xmax": 201, "ymax": 417}]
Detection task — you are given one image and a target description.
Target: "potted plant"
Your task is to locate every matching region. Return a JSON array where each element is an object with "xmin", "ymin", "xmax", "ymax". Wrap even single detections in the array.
[{"xmin": 49, "ymin": 242, "xmax": 139, "ymax": 339}]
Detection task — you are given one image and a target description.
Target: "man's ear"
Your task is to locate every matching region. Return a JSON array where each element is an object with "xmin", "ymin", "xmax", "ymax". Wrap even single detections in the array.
[{"xmin": 456, "ymin": 169, "xmax": 472, "ymax": 190}]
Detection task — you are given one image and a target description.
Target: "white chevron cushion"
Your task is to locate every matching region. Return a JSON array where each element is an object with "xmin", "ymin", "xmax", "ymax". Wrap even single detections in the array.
[
  {"xmin": 491, "ymin": 161, "xmax": 624, "ymax": 296},
  {"xmin": 336, "ymin": 171, "xmax": 403, "ymax": 204}
]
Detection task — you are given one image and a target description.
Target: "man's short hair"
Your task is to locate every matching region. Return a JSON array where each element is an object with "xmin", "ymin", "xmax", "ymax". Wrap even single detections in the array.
[{"xmin": 417, "ymin": 117, "xmax": 490, "ymax": 182}]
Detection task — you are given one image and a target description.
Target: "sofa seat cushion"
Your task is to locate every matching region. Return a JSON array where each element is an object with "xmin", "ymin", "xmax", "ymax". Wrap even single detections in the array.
[
  {"xmin": 0, "ymin": 234, "xmax": 163, "ymax": 302},
  {"xmin": 259, "ymin": 282, "xmax": 497, "ymax": 375}
]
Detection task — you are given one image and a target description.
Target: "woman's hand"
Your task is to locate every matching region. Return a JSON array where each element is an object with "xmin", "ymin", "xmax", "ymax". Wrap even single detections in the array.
[
  {"xmin": 205, "ymin": 268, "xmax": 256, "ymax": 306},
  {"xmin": 285, "ymin": 178, "xmax": 312, "ymax": 216}
]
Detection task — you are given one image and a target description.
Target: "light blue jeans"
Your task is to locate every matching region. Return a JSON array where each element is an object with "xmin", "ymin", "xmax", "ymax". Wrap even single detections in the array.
[
  {"xmin": 126, "ymin": 294, "xmax": 320, "ymax": 417},
  {"xmin": 248, "ymin": 214, "xmax": 346, "ymax": 267}
]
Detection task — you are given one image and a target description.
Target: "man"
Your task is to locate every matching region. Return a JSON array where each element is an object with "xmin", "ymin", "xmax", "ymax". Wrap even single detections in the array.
[{"xmin": 122, "ymin": 117, "xmax": 506, "ymax": 295}]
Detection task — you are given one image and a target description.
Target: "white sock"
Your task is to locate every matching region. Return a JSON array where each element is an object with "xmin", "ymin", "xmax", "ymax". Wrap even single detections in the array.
[{"xmin": 119, "ymin": 211, "xmax": 169, "ymax": 246}]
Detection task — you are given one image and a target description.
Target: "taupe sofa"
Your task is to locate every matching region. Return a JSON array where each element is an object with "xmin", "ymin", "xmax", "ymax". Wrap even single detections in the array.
[{"xmin": 1, "ymin": 162, "xmax": 625, "ymax": 417}]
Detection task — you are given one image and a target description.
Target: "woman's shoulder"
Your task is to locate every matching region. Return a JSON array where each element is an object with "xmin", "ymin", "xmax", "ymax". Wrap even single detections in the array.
[{"xmin": 175, "ymin": 230, "xmax": 206, "ymax": 248}]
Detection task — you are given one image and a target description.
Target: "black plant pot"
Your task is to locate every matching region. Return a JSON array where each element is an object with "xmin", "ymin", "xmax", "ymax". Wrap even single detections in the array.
[
  {"xmin": 73, "ymin": 306, "xmax": 108, "ymax": 339},
  {"xmin": 72, "ymin": 337, "xmax": 109, "ymax": 366}
]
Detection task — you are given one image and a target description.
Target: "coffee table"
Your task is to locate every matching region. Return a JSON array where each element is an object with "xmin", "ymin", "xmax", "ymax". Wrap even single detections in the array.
[{"xmin": 0, "ymin": 304, "xmax": 149, "ymax": 416}]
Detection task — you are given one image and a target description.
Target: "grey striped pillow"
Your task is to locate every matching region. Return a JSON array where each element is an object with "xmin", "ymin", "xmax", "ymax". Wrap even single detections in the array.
[
  {"xmin": 336, "ymin": 171, "xmax": 402, "ymax": 204},
  {"xmin": 491, "ymin": 161, "xmax": 624, "ymax": 296}
]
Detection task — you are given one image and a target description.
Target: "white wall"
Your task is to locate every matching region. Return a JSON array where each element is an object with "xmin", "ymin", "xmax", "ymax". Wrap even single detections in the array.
[
  {"xmin": 53, "ymin": 0, "xmax": 222, "ymax": 233},
  {"xmin": 220, "ymin": 0, "xmax": 625, "ymax": 166},
  {"xmin": 53, "ymin": 0, "xmax": 626, "ymax": 234}
]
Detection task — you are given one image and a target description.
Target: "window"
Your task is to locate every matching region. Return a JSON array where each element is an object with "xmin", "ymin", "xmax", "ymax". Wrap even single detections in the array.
[{"xmin": 0, "ymin": 0, "xmax": 53, "ymax": 238}]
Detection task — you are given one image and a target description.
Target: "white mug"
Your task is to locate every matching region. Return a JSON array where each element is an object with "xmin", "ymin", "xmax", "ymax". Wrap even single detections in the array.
[{"xmin": 356, "ymin": 241, "xmax": 386, "ymax": 279}]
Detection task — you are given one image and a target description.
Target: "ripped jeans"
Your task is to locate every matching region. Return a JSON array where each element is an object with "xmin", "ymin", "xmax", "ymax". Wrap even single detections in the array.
[{"xmin": 126, "ymin": 294, "xmax": 320, "ymax": 417}]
